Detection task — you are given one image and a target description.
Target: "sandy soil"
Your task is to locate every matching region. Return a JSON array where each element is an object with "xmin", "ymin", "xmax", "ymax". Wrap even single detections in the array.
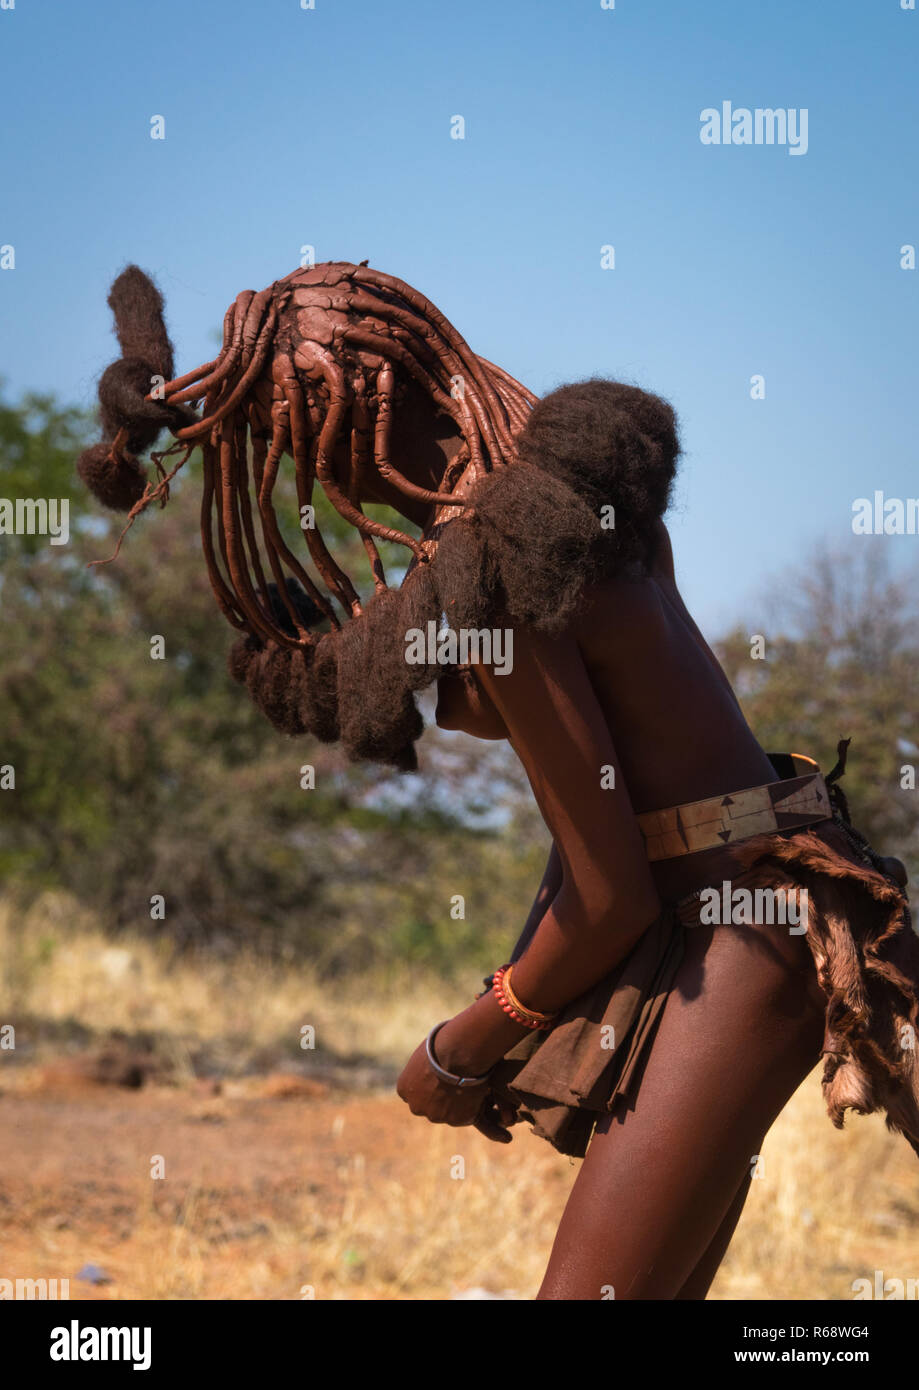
[
  {"xmin": 0, "ymin": 1062, "xmax": 574, "ymax": 1300},
  {"xmin": 2, "ymin": 1056, "xmax": 917, "ymax": 1302}
]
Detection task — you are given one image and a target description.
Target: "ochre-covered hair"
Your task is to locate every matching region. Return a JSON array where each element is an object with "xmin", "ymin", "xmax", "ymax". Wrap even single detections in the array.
[{"xmin": 79, "ymin": 261, "xmax": 679, "ymax": 769}]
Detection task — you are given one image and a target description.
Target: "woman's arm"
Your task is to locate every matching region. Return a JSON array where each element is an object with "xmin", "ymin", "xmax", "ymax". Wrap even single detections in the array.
[
  {"xmin": 393, "ymin": 841, "xmax": 566, "ymax": 1144},
  {"xmin": 431, "ymin": 619, "xmax": 663, "ymax": 1077},
  {"xmin": 510, "ymin": 842, "xmax": 563, "ymax": 963}
]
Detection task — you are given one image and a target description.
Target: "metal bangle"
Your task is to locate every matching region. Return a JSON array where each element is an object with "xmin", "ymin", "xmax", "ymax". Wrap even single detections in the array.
[{"xmin": 425, "ymin": 1021, "xmax": 493, "ymax": 1088}]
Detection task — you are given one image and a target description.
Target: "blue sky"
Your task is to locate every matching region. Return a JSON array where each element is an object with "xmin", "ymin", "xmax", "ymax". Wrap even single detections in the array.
[{"xmin": 1, "ymin": 0, "xmax": 917, "ymax": 633}]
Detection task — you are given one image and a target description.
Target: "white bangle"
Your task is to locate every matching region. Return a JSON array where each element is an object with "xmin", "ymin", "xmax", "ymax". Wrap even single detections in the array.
[{"xmin": 425, "ymin": 1021, "xmax": 493, "ymax": 1088}]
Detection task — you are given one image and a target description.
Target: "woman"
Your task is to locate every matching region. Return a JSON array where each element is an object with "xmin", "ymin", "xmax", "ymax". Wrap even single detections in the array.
[{"xmin": 79, "ymin": 260, "xmax": 919, "ymax": 1300}]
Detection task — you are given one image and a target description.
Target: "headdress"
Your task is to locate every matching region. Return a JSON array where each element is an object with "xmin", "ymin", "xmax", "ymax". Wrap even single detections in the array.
[{"xmin": 79, "ymin": 262, "xmax": 679, "ymax": 769}]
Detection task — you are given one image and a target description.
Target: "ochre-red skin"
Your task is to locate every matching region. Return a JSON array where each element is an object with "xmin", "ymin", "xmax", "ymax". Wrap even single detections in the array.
[
  {"xmin": 392, "ymin": 428, "xmax": 835, "ymax": 1300},
  {"xmin": 80, "ymin": 262, "xmax": 912, "ymax": 1296}
]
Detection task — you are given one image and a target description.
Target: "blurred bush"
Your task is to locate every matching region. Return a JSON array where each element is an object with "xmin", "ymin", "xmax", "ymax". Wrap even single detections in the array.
[
  {"xmin": 1, "ymin": 387, "xmax": 915, "ymax": 978},
  {"xmin": 0, "ymin": 387, "xmax": 545, "ymax": 976},
  {"xmin": 715, "ymin": 543, "xmax": 919, "ymax": 867}
]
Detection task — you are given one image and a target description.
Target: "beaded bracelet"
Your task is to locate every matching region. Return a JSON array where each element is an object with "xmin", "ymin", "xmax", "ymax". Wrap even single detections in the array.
[{"xmin": 492, "ymin": 963, "xmax": 558, "ymax": 1031}]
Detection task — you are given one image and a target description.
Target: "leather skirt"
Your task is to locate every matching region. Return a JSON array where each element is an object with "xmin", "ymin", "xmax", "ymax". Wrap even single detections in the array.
[{"xmin": 487, "ymin": 816, "xmax": 919, "ymax": 1161}]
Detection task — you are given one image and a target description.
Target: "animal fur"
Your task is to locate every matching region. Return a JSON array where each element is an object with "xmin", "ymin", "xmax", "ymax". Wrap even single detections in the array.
[{"xmin": 732, "ymin": 824, "xmax": 919, "ymax": 1158}]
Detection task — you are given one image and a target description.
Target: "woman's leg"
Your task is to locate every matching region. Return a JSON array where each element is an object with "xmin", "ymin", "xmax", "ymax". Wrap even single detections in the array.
[
  {"xmin": 536, "ymin": 911, "xmax": 825, "ymax": 1300},
  {"xmin": 674, "ymin": 1171, "xmax": 753, "ymax": 1300}
]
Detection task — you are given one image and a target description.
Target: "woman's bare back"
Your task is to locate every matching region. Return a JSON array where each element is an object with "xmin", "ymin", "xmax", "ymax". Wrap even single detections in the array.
[
  {"xmin": 572, "ymin": 568, "xmax": 781, "ymax": 900},
  {"xmin": 438, "ymin": 520, "xmax": 785, "ymax": 902}
]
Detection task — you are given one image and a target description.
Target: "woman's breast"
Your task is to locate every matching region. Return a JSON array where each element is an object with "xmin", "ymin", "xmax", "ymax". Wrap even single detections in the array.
[{"xmin": 434, "ymin": 666, "xmax": 510, "ymax": 741}]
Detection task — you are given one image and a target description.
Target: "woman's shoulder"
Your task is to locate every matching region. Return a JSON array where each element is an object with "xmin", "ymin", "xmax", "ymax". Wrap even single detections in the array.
[{"xmin": 648, "ymin": 517, "xmax": 676, "ymax": 581}]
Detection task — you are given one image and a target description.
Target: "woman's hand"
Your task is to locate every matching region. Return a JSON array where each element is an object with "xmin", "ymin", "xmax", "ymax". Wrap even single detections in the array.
[{"xmin": 395, "ymin": 1032, "xmax": 520, "ymax": 1143}]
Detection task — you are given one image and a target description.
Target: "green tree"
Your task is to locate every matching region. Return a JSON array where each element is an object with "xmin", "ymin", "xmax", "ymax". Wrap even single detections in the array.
[
  {"xmin": 0, "ymin": 388, "xmax": 540, "ymax": 975},
  {"xmin": 715, "ymin": 542, "xmax": 919, "ymax": 865},
  {"xmin": 0, "ymin": 386, "xmax": 89, "ymax": 555}
]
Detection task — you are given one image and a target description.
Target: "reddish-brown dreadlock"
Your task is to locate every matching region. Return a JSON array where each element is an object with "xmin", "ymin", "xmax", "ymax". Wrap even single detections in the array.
[
  {"xmin": 78, "ymin": 261, "xmax": 679, "ymax": 769},
  {"xmin": 81, "ymin": 263, "xmax": 532, "ymax": 634}
]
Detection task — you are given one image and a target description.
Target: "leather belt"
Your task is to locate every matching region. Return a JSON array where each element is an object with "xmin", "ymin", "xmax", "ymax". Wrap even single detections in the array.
[{"xmin": 638, "ymin": 770, "xmax": 833, "ymax": 862}]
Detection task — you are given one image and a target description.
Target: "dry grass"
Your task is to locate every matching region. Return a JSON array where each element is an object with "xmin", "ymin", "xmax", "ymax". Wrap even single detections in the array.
[
  {"xmin": 1, "ymin": 893, "xmax": 917, "ymax": 1300},
  {"xmin": 0, "ymin": 892, "xmax": 462, "ymax": 1072},
  {"xmin": 712, "ymin": 1080, "xmax": 919, "ymax": 1299}
]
